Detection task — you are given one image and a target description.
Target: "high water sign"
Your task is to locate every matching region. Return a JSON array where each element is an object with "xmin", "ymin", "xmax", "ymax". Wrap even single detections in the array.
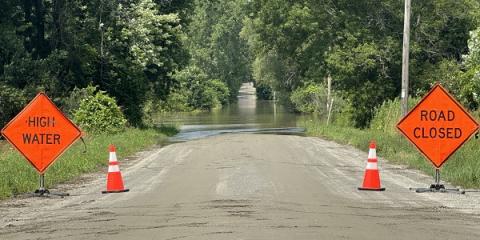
[
  {"xmin": 396, "ymin": 84, "xmax": 479, "ymax": 168},
  {"xmin": 1, "ymin": 93, "xmax": 82, "ymax": 173}
]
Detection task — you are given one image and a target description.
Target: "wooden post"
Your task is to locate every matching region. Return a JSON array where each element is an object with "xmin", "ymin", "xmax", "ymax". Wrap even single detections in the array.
[
  {"xmin": 327, "ymin": 98, "xmax": 334, "ymax": 125},
  {"xmin": 327, "ymin": 74, "xmax": 332, "ymax": 113}
]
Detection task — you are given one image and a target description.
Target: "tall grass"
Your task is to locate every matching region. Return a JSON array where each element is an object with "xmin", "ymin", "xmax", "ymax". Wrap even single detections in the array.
[
  {"xmin": 0, "ymin": 128, "xmax": 169, "ymax": 199},
  {"xmin": 302, "ymin": 98, "xmax": 480, "ymax": 189}
]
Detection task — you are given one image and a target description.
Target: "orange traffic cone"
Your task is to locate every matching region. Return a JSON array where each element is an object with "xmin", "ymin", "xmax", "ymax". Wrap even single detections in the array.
[
  {"xmin": 358, "ymin": 141, "xmax": 385, "ymax": 191},
  {"xmin": 102, "ymin": 145, "xmax": 129, "ymax": 194}
]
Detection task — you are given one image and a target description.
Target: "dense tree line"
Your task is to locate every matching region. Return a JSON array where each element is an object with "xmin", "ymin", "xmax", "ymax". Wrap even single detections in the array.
[
  {"xmin": 161, "ymin": 0, "xmax": 251, "ymax": 112},
  {"xmin": 1, "ymin": 0, "xmax": 480, "ymax": 130},
  {"xmin": 0, "ymin": 0, "xmax": 193, "ymax": 128},
  {"xmin": 242, "ymin": 0, "xmax": 480, "ymax": 128},
  {"xmin": 0, "ymin": 0, "xmax": 254, "ymax": 129}
]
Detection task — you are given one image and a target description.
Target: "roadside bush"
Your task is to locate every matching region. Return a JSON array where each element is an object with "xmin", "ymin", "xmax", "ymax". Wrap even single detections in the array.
[
  {"xmin": 255, "ymin": 81, "xmax": 273, "ymax": 100},
  {"xmin": 173, "ymin": 66, "xmax": 230, "ymax": 111},
  {"xmin": 73, "ymin": 88, "xmax": 127, "ymax": 134},
  {"xmin": 61, "ymin": 86, "xmax": 96, "ymax": 119},
  {"xmin": 141, "ymin": 99, "xmax": 159, "ymax": 128},
  {"xmin": 162, "ymin": 90, "xmax": 192, "ymax": 112},
  {"xmin": 189, "ymin": 80, "xmax": 221, "ymax": 110},
  {"xmin": 207, "ymin": 79, "xmax": 230, "ymax": 105},
  {"xmin": 290, "ymin": 84, "xmax": 327, "ymax": 113},
  {"xmin": 331, "ymin": 97, "xmax": 355, "ymax": 127},
  {"xmin": 417, "ymin": 60, "xmax": 480, "ymax": 110},
  {"xmin": 0, "ymin": 84, "xmax": 27, "ymax": 130},
  {"xmin": 369, "ymin": 98, "xmax": 421, "ymax": 135}
]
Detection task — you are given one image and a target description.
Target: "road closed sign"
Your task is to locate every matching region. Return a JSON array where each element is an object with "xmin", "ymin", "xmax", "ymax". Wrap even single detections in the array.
[
  {"xmin": 1, "ymin": 93, "xmax": 82, "ymax": 173},
  {"xmin": 397, "ymin": 84, "xmax": 479, "ymax": 168}
]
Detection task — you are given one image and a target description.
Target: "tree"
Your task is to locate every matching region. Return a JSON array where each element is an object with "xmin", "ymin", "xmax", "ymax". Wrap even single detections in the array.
[
  {"xmin": 186, "ymin": 0, "xmax": 251, "ymax": 99},
  {"xmin": 241, "ymin": 0, "xmax": 477, "ymax": 127},
  {"xmin": 0, "ymin": 0, "xmax": 190, "ymax": 127}
]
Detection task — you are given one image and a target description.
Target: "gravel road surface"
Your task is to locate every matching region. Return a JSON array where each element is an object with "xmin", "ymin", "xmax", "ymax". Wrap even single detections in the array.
[{"xmin": 1, "ymin": 134, "xmax": 480, "ymax": 239}]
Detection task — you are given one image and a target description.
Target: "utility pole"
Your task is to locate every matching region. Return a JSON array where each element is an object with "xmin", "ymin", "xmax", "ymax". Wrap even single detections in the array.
[
  {"xmin": 401, "ymin": 0, "xmax": 411, "ymax": 117},
  {"xmin": 99, "ymin": 0, "xmax": 105, "ymax": 82}
]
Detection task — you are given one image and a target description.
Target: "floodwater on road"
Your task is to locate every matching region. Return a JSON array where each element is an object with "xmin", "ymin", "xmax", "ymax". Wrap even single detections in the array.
[{"xmin": 158, "ymin": 83, "xmax": 312, "ymax": 142}]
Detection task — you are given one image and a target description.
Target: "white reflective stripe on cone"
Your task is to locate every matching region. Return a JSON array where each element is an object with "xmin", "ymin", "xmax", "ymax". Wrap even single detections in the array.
[
  {"xmin": 108, "ymin": 165, "xmax": 120, "ymax": 172},
  {"xmin": 109, "ymin": 152, "xmax": 117, "ymax": 162},
  {"xmin": 368, "ymin": 149, "xmax": 376, "ymax": 159},
  {"xmin": 366, "ymin": 162, "xmax": 378, "ymax": 170}
]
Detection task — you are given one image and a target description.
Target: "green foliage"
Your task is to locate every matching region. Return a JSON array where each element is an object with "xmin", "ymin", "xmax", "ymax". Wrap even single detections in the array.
[
  {"xmin": 242, "ymin": 0, "xmax": 478, "ymax": 128},
  {"xmin": 156, "ymin": 124, "xmax": 180, "ymax": 137},
  {"xmin": 74, "ymin": 88, "xmax": 127, "ymax": 134},
  {"xmin": 255, "ymin": 81, "xmax": 273, "ymax": 100},
  {"xmin": 290, "ymin": 84, "xmax": 326, "ymax": 113},
  {"xmin": 1, "ymin": 0, "xmax": 479, "ymax": 128},
  {"xmin": 189, "ymin": 79, "xmax": 229, "ymax": 110},
  {"xmin": 163, "ymin": 91, "xmax": 193, "ymax": 112},
  {"xmin": 330, "ymin": 99, "xmax": 355, "ymax": 128},
  {"xmin": 369, "ymin": 98, "xmax": 420, "ymax": 135},
  {"xmin": 141, "ymin": 99, "xmax": 160, "ymax": 127},
  {"xmin": 416, "ymin": 60, "xmax": 480, "ymax": 110},
  {"xmin": 207, "ymin": 79, "xmax": 230, "ymax": 105},
  {"xmin": 117, "ymin": 1, "xmax": 188, "ymax": 99},
  {"xmin": 248, "ymin": 51, "xmax": 285, "ymax": 96},
  {"xmin": 0, "ymin": 0, "xmax": 190, "ymax": 126},
  {"xmin": 369, "ymin": 99, "xmax": 401, "ymax": 135},
  {"xmin": 186, "ymin": 0, "xmax": 251, "ymax": 99},
  {"xmin": 457, "ymin": 27, "xmax": 480, "ymax": 110},
  {"xmin": 61, "ymin": 86, "xmax": 97, "ymax": 119},
  {"xmin": 2, "ymin": 50, "xmax": 69, "ymax": 99},
  {"xmin": 173, "ymin": 66, "xmax": 230, "ymax": 111},
  {"xmin": 189, "ymin": 83, "xmax": 218, "ymax": 110},
  {"xmin": 465, "ymin": 28, "xmax": 480, "ymax": 67},
  {"xmin": 0, "ymin": 84, "xmax": 27, "ymax": 129}
]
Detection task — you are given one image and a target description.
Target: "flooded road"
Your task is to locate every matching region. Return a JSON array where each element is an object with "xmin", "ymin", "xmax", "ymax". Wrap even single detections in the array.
[{"xmin": 160, "ymin": 83, "xmax": 309, "ymax": 141}]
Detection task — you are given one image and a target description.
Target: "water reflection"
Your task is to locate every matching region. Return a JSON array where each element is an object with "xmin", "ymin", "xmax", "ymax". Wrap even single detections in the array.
[{"xmin": 159, "ymin": 82, "xmax": 311, "ymax": 142}]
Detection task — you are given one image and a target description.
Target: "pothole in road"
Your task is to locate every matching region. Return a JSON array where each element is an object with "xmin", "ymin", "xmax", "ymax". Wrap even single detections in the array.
[{"xmin": 203, "ymin": 199, "xmax": 257, "ymax": 217}]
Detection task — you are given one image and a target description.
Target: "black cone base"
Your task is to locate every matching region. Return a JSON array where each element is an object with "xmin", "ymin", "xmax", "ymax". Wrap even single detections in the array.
[
  {"xmin": 358, "ymin": 187, "xmax": 386, "ymax": 191},
  {"xmin": 102, "ymin": 189, "xmax": 130, "ymax": 194}
]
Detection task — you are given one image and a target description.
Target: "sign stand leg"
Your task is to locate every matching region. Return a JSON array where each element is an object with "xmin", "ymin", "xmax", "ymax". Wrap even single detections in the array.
[
  {"xmin": 32, "ymin": 174, "xmax": 69, "ymax": 198},
  {"xmin": 409, "ymin": 169, "xmax": 465, "ymax": 194}
]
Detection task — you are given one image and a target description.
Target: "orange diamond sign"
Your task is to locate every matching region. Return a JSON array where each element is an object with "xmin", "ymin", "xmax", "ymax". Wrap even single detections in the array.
[
  {"xmin": 1, "ymin": 93, "xmax": 82, "ymax": 173},
  {"xmin": 397, "ymin": 84, "xmax": 479, "ymax": 168}
]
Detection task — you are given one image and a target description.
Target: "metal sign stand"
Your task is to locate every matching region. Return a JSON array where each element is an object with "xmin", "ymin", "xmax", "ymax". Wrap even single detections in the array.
[
  {"xmin": 410, "ymin": 169, "xmax": 465, "ymax": 194},
  {"xmin": 32, "ymin": 174, "xmax": 69, "ymax": 197}
]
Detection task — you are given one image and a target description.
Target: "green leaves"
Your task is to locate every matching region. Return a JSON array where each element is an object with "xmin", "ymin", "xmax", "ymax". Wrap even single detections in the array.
[
  {"xmin": 73, "ymin": 87, "xmax": 127, "ymax": 134},
  {"xmin": 119, "ymin": 1, "xmax": 182, "ymax": 68},
  {"xmin": 465, "ymin": 28, "xmax": 480, "ymax": 68},
  {"xmin": 290, "ymin": 84, "xmax": 327, "ymax": 113},
  {"xmin": 0, "ymin": 0, "xmax": 189, "ymax": 127},
  {"xmin": 1, "ymin": 0, "xmax": 478, "ymax": 129},
  {"xmin": 242, "ymin": 0, "xmax": 478, "ymax": 128},
  {"xmin": 172, "ymin": 66, "xmax": 230, "ymax": 111},
  {"xmin": 0, "ymin": 84, "xmax": 27, "ymax": 129},
  {"xmin": 186, "ymin": 0, "xmax": 251, "ymax": 99}
]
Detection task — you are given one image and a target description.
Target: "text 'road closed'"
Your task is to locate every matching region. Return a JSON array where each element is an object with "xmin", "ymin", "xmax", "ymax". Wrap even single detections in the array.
[{"xmin": 413, "ymin": 110, "xmax": 462, "ymax": 139}]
